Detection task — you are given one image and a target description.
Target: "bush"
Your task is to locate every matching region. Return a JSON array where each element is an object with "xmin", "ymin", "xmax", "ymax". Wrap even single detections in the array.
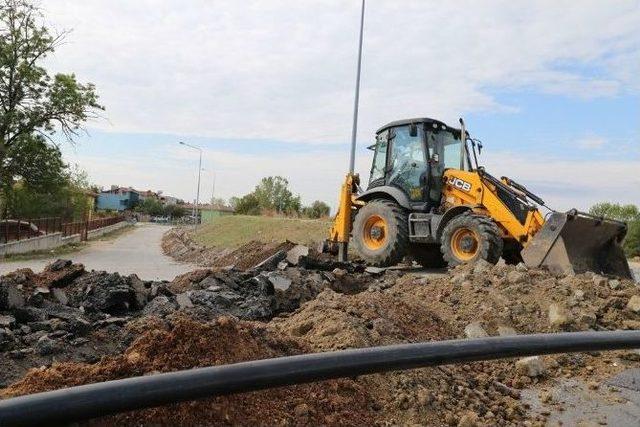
[
  {"xmin": 164, "ymin": 204, "xmax": 185, "ymax": 219},
  {"xmin": 234, "ymin": 193, "xmax": 261, "ymax": 216},
  {"xmin": 626, "ymin": 221, "xmax": 640, "ymax": 258},
  {"xmin": 589, "ymin": 202, "xmax": 640, "ymax": 257},
  {"xmin": 136, "ymin": 198, "xmax": 164, "ymax": 216},
  {"xmin": 303, "ymin": 200, "xmax": 331, "ymax": 219}
]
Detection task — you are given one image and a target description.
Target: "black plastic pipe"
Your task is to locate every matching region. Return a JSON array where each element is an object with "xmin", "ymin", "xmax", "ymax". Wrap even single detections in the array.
[{"xmin": 2, "ymin": 331, "xmax": 640, "ymax": 426}]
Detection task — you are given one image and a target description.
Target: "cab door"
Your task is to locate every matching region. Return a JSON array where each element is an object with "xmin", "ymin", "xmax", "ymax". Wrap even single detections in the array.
[{"xmin": 386, "ymin": 125, "xmax": 428, "ymax": 202}]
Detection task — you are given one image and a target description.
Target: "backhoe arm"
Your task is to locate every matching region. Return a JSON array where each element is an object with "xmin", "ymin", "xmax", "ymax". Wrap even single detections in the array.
[{"xmin": 326, "ymin": 173, "xmax": 361, "ymax": 261}]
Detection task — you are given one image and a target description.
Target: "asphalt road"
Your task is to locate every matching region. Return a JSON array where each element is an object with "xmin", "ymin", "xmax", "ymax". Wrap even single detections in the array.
[{"xmin": 0, "ymin": 223, "xmax": 199, "ymax": 281}]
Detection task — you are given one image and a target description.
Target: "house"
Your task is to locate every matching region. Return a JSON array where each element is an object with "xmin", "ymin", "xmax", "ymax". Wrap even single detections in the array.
[
  {"xmin": 184, "ymin": 203, "xmax": 234, "ymax": 223},
  {"xmin": 137, "ymin": 190, "xmax": 159, "ymax": 201},
  {"xmin": 159, "ymin": 195, "xmax": 180, "ymax": 206},
  {"xmin": 96, "ymin": 186, "xmax": 140, "ymax": 211}
]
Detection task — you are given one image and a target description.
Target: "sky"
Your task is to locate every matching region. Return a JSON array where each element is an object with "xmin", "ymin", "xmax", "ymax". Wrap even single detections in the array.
[{"xmin": 41, "ymin": 0, "xmax": 639, "ymax": 211}]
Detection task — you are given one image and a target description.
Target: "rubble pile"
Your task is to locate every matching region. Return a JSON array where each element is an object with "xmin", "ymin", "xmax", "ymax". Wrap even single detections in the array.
[
  {"xmin": 403, "ymin": 260, "xmax": 640, "ymax": 336},
  {"xmin": 0, "ymin": 251, "xmax": 380, "ymax": 387},
  {"xmin": 2, "ymin": 316, "xmax": 377, "ymax": 426},
  {"xmin": 1, "ymin": 251, "xmax": 640, "ymax": 425},
  {"xmin": 162, "ymin": 228, "xmax": 297, "ymax": 270}
]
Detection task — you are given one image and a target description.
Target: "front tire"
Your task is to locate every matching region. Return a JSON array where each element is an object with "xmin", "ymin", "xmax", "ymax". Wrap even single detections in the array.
[
  {"xmin": 441, "ymin": 212, "xmax": 503, "ymax": 267},
  {"xmin": 352, "ymin": 199, "xmax": 409, "ymax": 267}
]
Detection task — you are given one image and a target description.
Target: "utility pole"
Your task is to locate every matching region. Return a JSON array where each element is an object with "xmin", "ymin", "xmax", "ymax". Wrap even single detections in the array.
[
  {"xmin": 179, "ymin": 141, "xmax": 202, "ymax": 229},
  {"xmin": 338, "ymin": 0, "xmax": 366, "ymax": 263},
  {"xmin": 349, "ymin": 0, "xmax": 365, "ymax": 174},
  {"xmin": 211, "ymin": 171, "xmax": 216, "ymax": 204}
]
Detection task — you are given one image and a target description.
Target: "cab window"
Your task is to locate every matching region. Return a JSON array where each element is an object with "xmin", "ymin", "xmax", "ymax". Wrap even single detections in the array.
[
  {"xmin": 369, "ymin": 130, "xmax": 388, "ymax": 184},
  {"xmin": 388, "ymin": 125, "xmax": 427, "ymax": 201}
]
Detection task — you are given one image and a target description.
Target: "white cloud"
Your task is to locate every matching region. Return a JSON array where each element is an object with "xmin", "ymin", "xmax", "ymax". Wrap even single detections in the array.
[
  {"xmin": 43, "ymin": 1, "xmax": 640, "ymax": 214},
  {"xmin": 576, "ymin": 135, "xmax": 608, "ymax": 149},
  {"xmin": 42, "ymin": 0, "xmax": 640, "ymax": 144},
  {"xmin": 482, "ymin": 152, "xmax": 640, "ymax": 211}
]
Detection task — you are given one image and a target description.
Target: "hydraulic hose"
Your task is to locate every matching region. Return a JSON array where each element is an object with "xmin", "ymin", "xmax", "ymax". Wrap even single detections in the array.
[{"xmin": 2, "ymin": 331, "xmax": 640, "ymax": 426}]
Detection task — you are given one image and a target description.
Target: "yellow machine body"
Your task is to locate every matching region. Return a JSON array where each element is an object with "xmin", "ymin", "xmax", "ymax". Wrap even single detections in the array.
[
  {"xmin": 441, "ymin": 169, "xmax": 545, "ymax": 245},
  {"xmin": 326, "ymin": 117, "xmax": 632, "ymax": 278}
]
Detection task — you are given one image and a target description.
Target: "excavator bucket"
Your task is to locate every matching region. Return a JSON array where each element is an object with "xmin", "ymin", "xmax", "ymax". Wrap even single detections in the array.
[{"xmin": 521, "ymin": 210, "xmax": 632, "ymax": 279}]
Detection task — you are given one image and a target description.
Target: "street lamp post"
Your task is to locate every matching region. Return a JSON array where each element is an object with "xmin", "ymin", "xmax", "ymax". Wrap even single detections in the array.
[
  {"xmin": 179, "ymin": 141, "xmax": 202, "ymax": 229},
  {"xmin": 211, "ymin": 171, "xmax": 216, "ymax": 204}
]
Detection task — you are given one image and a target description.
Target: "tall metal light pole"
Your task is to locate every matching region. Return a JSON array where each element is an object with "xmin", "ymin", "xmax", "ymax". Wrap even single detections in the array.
[
  {"xmin": 211, "ymin": 171, "xmax": 216, "ymax": 204},
  {"xmin": 348, "ymin": 0, "xmax": 366, "ymax": 174},
  {"xmin": 336, "ymin": 0, "xmax": 366, "ymax": 262},
  {"xmin": 179, "ymin": 141, "xmax": 202, "ymax": 229}
]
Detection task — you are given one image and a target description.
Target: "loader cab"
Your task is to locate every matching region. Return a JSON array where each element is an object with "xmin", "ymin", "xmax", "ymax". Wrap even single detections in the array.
[{"xmin": 368, "ymin": 118, "xmax": 469, "ymax": 210}]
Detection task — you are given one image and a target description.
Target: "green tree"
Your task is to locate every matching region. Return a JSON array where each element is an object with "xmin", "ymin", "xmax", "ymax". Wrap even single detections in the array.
[
  {"xmin": 136, "ymin": 198, "xmax": 164, "ymax": 216},
  {"xmin": 228, "ymin": 196, "xmax": 240, "ymax": 211},
  {"xmin": 253, "ymin": 176, "xmax": 301, "ymax": 215},
  {"xmin": 234, "ymin": 193, "xmax": 261, "ymax": 215},
  {"xmin": 303, "ymin": 200, "xmax": 330, "ymax": 219},
  {"xmin": 0, "ymin": 0, "xmax": 103, "ymax": 217},
  {"xmin": 589, "ymin": 202, "xmax": 640, "ymax": 257},
  {"xmin": 164, "ymin": 204, "xmax": 185, "ymax": 219},
  {"xmin": 626, "ymin": 222, "xmax": 640, "ymax": 258},
  {"xmin": 9, "ymin": 165, "xmax": 93, "ymax": 220},
  {"xmin": 0, "ymin": 133, "xmax": 67, "ymax": 215},
  {"xmin": 589, "ymin": 203, "xmax": 639, "ymax": 222}
]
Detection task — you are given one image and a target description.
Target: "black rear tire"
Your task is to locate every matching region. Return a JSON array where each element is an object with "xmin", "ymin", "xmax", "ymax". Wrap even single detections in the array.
[
  {"xmin": 352, "ymin": 199, "xmax": 409, "ymax": 267},
  {"xmin": 441, "ymin": 212, "xmax": 503, "ymax": 267},
  {"xmin": 410, "ymin": 244, "xmax": 447, "ymax": 268}
]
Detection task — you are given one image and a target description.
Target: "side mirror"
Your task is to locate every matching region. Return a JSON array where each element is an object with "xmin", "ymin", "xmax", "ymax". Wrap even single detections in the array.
[
  {"xmin": 478, "ymin": 142, "xmax": 483, "ymax": 154},
  {"xmin": 409, "ymin": 123, "xmax": 418, "ymax": 137},
  {"xmin": 431, "ymin": 153, "xmax": 439, "ymax": 163}
]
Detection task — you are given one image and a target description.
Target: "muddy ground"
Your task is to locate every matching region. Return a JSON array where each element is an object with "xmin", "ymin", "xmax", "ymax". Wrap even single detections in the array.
[{"xmin": 2, "ymin": 235, "xmax": 640, "ymax": 425}]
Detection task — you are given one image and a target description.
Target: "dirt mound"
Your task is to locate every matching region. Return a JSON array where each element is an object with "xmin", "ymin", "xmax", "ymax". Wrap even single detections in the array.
[
  {"xmin": 273, "ymin": 287, "xmax": 452, "ymax": 350},
  {"xmin": 270, "ymin": 262, "xmax": 640, "ymax": 425},
  {"xmin": 272, "ymin": 284, "xmax": 528, "ymax": 425},
  {"xmin": 212, "ymin": 240, "xmax": 295, "ymax": 270},
  {"xmin": 3, "ymin": 316, "xmax": 376, "ymax": 426},
  {"xmin": 3, "ymin": 256, "xmax": 640, "ymax": 426},
  {"xmin": 0, "ymin": 258, "xmax": 381, "ymax": 387},
  {"xmin": 162, "ymin": 227, "xmax": 296, "ymax": 271},
  {"xmin": 407, "ymin": 261, "xmax": 640, "ymax": 336}
]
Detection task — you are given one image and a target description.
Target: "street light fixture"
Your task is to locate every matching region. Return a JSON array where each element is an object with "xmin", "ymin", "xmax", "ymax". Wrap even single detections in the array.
[{"xmin": 178, "ymin": 141, "xmax": 202, "ymax": 229}]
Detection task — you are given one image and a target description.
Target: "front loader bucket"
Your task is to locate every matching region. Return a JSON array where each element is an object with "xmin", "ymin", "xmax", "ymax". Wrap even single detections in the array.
[{"xmin": 521, "ymin": 210, "xmax": 632, "ymax": 279}]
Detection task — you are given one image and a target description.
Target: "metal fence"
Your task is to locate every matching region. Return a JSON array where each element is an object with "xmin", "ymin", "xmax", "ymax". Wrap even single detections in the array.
[{"xmin": 1, "ymin": 215, "xmax": 125, "ymax": 244}]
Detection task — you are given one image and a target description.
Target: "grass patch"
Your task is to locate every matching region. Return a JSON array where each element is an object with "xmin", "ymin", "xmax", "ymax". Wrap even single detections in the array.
[{"xmin": 192, "ymin": 215, "xmax": 331, "ymax": 249}]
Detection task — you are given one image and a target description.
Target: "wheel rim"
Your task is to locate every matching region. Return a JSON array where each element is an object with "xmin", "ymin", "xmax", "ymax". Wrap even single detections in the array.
[
  {"xmin": 451, "ymin": 228, "xmax": 479, "ymax": 261},
  {"xmin": 362, "ymin": 214, "xmax": 387, "ymax": 250}
]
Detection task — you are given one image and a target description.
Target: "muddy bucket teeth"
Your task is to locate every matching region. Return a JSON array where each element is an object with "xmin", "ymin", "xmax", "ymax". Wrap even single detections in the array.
[{"xmin": 521, "ymin": 210, "xmax": 632, "ymax": 279}]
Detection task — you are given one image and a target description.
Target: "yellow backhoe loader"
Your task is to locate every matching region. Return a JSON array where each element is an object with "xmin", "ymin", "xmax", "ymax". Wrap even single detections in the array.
[{"xmin": 325, "ymin": 117, "xmax": 632, "ymax": 279}]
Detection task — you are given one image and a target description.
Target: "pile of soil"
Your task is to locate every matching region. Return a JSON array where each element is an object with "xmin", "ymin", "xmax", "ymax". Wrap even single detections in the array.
[
  {"xmin": 2, "ymin": 254, "xmax": 640, "ymax": 426},
  {"xmin": 272, "ymin": 286, "xmax": 528, "ymax": 425},
  {"xmin": 3, "ymin": 316, "xmax": 376, "ymax": 426},
  {"xmin": 406, "ymin": 260, "xmax": 640, "ymax": 337},
  {"xmin": 162, "ymin": 228, "xmax": 297, "ymax": 270},
  {"xmin": 270, "ymin": 260, "xmax": 640, "ymax": 425},
  {"xmin": 0, "ymin": 256, "xmax": 380, "ymax": 387}
]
